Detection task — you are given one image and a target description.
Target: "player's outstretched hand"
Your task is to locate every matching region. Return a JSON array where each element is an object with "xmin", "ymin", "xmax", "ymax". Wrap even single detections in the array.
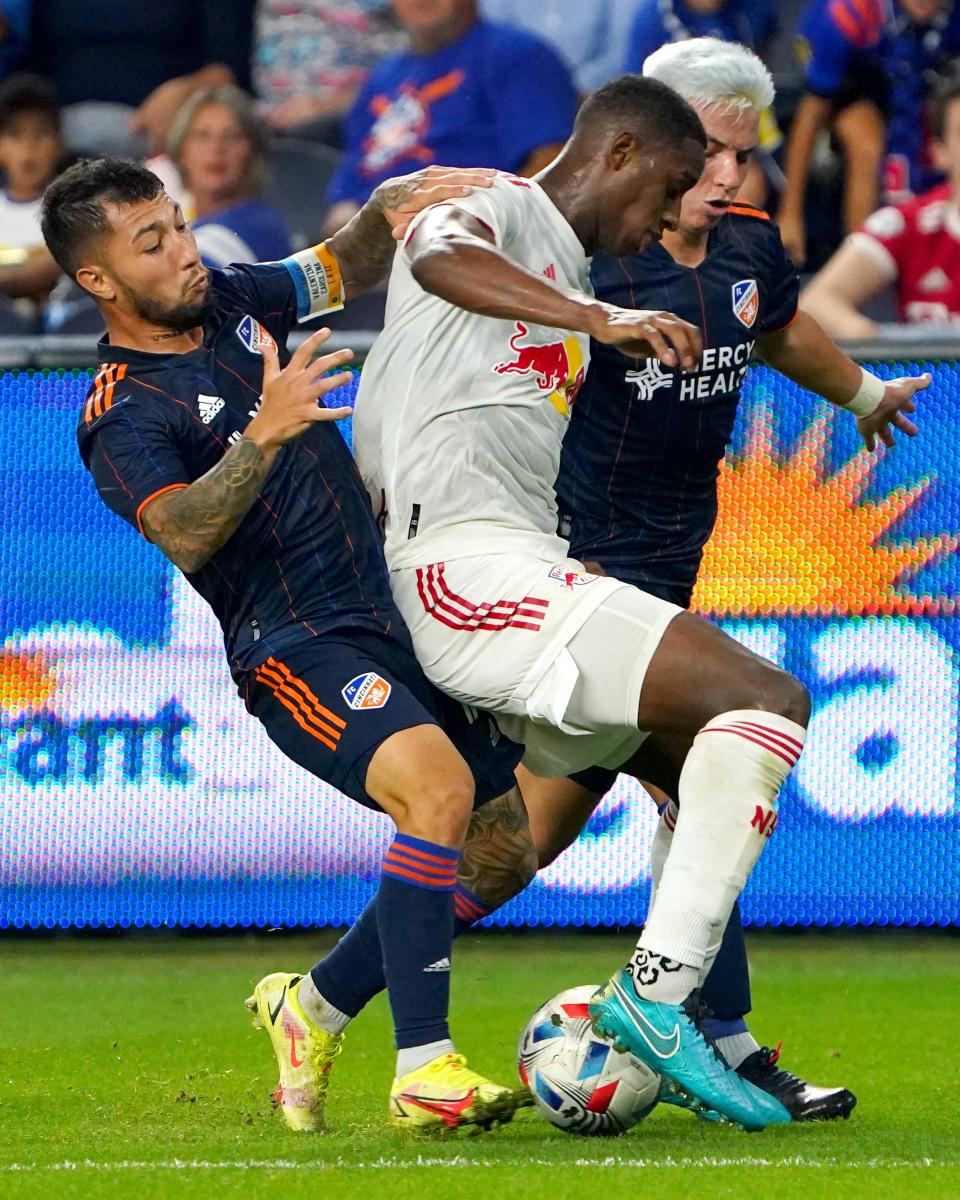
[
  {"xmin": 374, "ymin": 165, "xmax": 497, "ymax": 240},
  {"xmin": 857, "ymin": 373, "xmax": 929, "ymax": 451},
  {"xmin": 245, "ymin": 329, "xmax": 354, "ymax": 451},
  {"xmin": 593, "ymin": 306, "xmax": 703, "ymax": 373}
]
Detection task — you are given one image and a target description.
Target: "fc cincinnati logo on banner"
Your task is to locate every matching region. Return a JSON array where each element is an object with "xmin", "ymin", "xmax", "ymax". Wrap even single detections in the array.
[
  {"xmin": 732, "ymin": 279, "xmax": 759, "ymax": 328},
  {"xmin": 236, "ymin": 315, "xmax": 277, "ymax": 355},
  {"xmin": 342, "ymin": 673, "xmax": 392, "ymax": 710}
]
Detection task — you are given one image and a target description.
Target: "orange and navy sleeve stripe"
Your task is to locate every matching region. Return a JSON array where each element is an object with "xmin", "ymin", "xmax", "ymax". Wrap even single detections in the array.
[
  {"xmin": 727, "ymin": 202, "xmax": 770, "ymax": 221},
  {"xmin": 83, "ymin": 363, "xmax": 128, "ymax": 425},
  {"xmin": 136, "ymin": 483, "xmax": 190, "ymax": 537},
  {"xmin": 253, "ymin": 656, "xmax": 347, "ymax": 752},
  {"xmin": 383, "ymin": 834, "xmax": 459, "ymax": 891}
]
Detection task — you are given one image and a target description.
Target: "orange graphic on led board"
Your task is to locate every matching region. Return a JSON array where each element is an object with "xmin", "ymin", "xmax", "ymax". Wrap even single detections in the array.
[
  {"xmin": 0, "ymin": 650, "xmax": 56, "ymax": 716},
  {"xmin": 692, "ymin": 408, "xmax": 959, "ymax": 617}
]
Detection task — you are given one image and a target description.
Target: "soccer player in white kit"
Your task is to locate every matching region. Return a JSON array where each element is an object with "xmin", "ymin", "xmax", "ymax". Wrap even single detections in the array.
[{"xmin": 353, "ymin": 76, "xmax": 806, "ymax": 1131}]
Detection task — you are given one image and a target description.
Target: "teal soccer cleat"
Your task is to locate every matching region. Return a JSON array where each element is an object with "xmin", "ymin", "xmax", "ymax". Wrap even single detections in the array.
[{"xmin": 589, "ymin": 969, "xmax": 793, "ymax": 1131}]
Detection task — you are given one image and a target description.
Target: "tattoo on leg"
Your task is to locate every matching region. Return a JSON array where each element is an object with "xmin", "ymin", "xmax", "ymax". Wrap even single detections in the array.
[{"xmin": 458, "ymin": 786, "xmax": 538, "ymax": 910}]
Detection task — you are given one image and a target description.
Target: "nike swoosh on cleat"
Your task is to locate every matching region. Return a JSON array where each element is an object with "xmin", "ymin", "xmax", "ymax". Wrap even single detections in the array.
[
  {"xmin": 610, "ymin": 980, "xmax": 682, "ymax": 1059},
  {"xmin": 400, "ymin": 1089, "xmax": 476, "ymax": 1126}
]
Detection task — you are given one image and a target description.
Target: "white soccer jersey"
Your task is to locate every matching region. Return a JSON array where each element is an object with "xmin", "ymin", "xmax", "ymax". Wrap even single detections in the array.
[{"xmin": 352, "ymin": 175, "xmax": 592, "ymax": 570}]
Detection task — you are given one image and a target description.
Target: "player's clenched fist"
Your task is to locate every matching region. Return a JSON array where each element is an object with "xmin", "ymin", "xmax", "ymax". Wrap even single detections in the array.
[
  {"xmin": 591, "ymin": 306, "xmax": 703, "ymax": 373},
  {"xmin": 245, "ymin": 328, "xmax": 354, "ymax": 451}
]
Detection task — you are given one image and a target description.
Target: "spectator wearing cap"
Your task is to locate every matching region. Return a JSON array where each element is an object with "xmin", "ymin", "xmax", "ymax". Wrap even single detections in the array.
[
  {"xmin": 168, "ymin": 85, "xmax": 293, "ymax": 267},
  {"xmin": 324, "ymin": 0, "xmax": 578, "ymax": 234},
  {"xmin": 801, "ymin": 77, "xmax": 960, "ymax": 338}
]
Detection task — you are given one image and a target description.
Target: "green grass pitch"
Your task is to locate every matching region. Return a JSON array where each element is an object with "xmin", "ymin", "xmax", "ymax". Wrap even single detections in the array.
[{"xmin": 2, "ymin": 929, "xmax": 958, "ymax": 1199}]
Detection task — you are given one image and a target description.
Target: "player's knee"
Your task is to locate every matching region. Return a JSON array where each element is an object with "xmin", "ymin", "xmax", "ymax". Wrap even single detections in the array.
[
  {"xmin": 746, "ymin": 663, "xmax": 810, "ymax": 727},
  {"xmin": 402, "ymin": 770, "xmax": 475, "ymax": 846}
]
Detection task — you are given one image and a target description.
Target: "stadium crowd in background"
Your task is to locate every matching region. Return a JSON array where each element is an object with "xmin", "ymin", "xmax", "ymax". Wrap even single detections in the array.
[
  {"xmin": 321, "ymin": 0, "xmax": 579, "ymax": 236},
  {"xmin": 2, "ymin": 0, "xmax": 960, "ymax": 334}
]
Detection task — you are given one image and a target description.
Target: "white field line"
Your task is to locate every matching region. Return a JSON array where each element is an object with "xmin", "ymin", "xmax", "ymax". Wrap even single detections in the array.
[{"xmin": 1, "ymin": 1156, "xmax": 957, "ymax": 1172}]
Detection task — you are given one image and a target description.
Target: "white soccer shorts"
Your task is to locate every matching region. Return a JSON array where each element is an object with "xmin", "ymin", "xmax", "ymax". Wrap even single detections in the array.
[{"xmin": 389, "ymin": 553, "xmax": 683, "ymax": 777}]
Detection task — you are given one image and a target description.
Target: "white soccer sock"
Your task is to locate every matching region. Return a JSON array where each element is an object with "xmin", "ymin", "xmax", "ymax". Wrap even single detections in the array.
[
  {"xmin": 632, "ymin": 710, "xmax": 805, "ymax": 1002},
  {"xmin": 296, "ymin": 972, "xmax": 352, "ymax": 1035},
  {"xmin": 396, "ymin": 1038, "xmax": 456, "ymax": 1079},
  {"xmin": 649, "ymin": 799, "xmax": 730, "ymax": 989}
]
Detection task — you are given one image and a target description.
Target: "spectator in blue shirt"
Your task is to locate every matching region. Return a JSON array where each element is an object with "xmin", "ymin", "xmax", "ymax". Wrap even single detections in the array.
[
  {"xmin": 167, "ymin": 85, "xmax": 292, "ymax": 267},
  {"xmin": 324, "ymin": 0, "xmax": 578, "ymax": 233},
  {"xmin": 623, "ymin": 0, "xmax": 776, "ymax": 71},
  {"xmin": 780, "ymin": 0, "xmax": 960, "ymax": 266}
]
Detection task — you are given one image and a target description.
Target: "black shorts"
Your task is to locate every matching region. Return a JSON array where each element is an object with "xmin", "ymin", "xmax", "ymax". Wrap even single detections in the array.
[{"xmin": 241, "ymin": 631, "xmax": 521, "ymax": 810}]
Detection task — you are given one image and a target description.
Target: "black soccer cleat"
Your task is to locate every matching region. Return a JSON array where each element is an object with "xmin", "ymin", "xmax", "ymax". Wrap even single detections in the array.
[{"xmin": 735, "ymin": 1044, "xmax": 857, "ymax": 1122}]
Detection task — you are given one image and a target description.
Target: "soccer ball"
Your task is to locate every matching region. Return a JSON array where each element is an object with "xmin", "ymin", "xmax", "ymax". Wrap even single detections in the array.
[{"xmin": 517, "ymin": 985, "xmax": 662, "ymax": 1136}]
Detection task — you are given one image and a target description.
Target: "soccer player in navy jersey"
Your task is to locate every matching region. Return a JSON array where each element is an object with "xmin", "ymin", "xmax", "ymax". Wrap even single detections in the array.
[
  {"xmin": 41, "ymin": 156, "xmax": 536, "ymax": 1135},
  {"xmin": 517, "ymin": 38, "xmax": 930, "ymax": 1120}
]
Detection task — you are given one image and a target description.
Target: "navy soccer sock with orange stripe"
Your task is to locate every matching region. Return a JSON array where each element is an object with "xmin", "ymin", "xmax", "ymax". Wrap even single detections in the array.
[
  {"xmin": 377, "ymin": 834, "xmax": 460, "ymax": 1053},
  {"xmin": 308, "ymin": 882, "xmax": 491, "ymax": 1025}
]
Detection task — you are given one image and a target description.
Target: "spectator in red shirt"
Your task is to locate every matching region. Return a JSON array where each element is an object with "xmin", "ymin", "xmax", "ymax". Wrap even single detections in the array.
[{"xmin": 801, "ymin": 77, "xmax": 960, "ymax": 338}]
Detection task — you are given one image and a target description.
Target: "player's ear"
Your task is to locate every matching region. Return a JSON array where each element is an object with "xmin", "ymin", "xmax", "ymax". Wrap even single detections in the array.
[
  {"xmin": 609, "ymin": 131, "xmax": 638, "ymax": 172},
  {"xmin": 75, "ymin": 262, "xmax": 116, "ymax": 303},
  {"xmin": 930, "ymin": 137, "xmax": 948, "ymax": 174}
]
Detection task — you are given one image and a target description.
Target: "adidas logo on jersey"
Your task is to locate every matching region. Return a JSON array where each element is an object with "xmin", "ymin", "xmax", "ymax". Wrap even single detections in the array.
[
  {"xmin": 423, "ymin": 958, "xmax": 451, "ymax": 973},
  {"xmin": 197, "ymin": 394, "xmax": 225, "ymax": 424},
  {"xmin": 918, "ymin": 267, "xmax": 950, "ymax": 293}
]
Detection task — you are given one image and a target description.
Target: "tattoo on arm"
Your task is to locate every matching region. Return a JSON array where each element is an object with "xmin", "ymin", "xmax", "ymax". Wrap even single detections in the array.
[
  {"xmin": 141, "ymin": 436, "xmax": 272, "ymax": 573},
  {"xmin": 327, "ymin": 175, "xmax": 421, "ymax": 297},
  {"xmin": 458, "ymin": 786, "xmax": 539, "ymax": 912}
]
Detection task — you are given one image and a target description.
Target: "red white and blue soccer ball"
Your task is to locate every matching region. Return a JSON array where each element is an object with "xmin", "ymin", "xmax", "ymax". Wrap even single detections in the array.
[{"xmin": 518, "ymin": 985, "xmax": 662, "ymax": 1136}]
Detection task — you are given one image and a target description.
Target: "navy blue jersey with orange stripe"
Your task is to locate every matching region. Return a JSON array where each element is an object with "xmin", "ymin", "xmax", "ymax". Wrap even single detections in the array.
[
  {"xmin": 77, "ymin": 262, "xmax": 402, "ymax": 676},
  {"xmin": 555, "ymin": 203, "xmax": 799, "ymax": 605}
]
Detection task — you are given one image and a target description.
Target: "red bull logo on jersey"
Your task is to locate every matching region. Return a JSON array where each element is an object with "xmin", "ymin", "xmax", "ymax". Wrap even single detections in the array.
[
  {"xmin": 236, "ymin": 315, "xmax": 277, "ymax": 356},
  {"xmin": 342, "ymin": 672, "xmax": 392, "ymax": 711},
  {"xmin": 732, "ymin": 279, "xmax": 759, "ymax": 329},
  {"xmin": 548, "ymin": 565, "xmax": 597, "ymax": 590},
  {"xmin": 492, "ymin": 322, "xmax": 585, "ymax": 417}
]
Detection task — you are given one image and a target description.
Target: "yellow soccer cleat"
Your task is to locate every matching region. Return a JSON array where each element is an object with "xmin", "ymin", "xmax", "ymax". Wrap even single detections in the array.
[
  {"xmin": 244, "ymin": 971, "xmax": 344, "ymax": 1132},
  {"xmin": 390, "ymin": 1052, "xmax": 531, "ymax": 1133}
]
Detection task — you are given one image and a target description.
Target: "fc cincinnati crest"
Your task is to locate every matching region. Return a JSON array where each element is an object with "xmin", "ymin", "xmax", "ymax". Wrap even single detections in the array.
[
  {"xmin": 236, "ymin": 315, "xmax": 277, "ymax": 354},
  {"xmin": 732, "ymin": 279, "xmax": 759, "ymax": 329},
  {"xmin": 342, "ymin": 673, "xmax": 392, "ymax": 710}
]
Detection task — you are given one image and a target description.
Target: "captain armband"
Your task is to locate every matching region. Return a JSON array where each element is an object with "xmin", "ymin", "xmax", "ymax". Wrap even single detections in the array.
[
  {"xmin": 840, "ymin": 367, "xmax": 885, "ymax": 418},
  {"xmin": 280, "ymin": 242, "xmax": 345, "ymax": 321}
]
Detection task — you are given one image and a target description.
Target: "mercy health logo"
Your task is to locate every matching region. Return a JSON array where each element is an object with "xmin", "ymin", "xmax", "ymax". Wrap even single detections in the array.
[
  {"xmin": 732, "ymin": 278, "xmax": 759, "ymax": 328},
  {"xmin": 236, "ymin": 315, "xmax": 277, "ymax": 355},
  {"xmin": 341, "ymin": 672, "xmax": 392, "ymax": 711}
]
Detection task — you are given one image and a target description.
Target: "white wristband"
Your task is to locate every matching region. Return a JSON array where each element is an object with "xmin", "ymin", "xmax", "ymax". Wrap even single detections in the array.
[{"xmin": 842, "ymin": 367, "xmax": 885, "ymax": 418}]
